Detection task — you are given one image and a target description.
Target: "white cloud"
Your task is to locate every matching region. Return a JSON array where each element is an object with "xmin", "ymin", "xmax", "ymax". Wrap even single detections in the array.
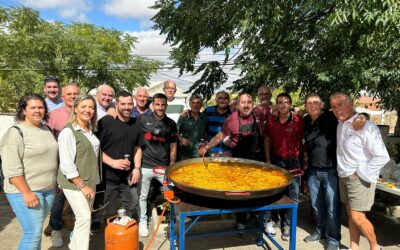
[
  {"xmin": 125, "ymin": 30, "xmax": 239, "ymax": 91},
  {"xmin": 102, "ymin": 0, "xmax": 157, "ymax": 19},
  {"xmin": 128, "ymin": 30, "xmax": 171, "ymax": 57},
  {"xmin": 20, "ymin": 0, "xmax": 91, "ymax": 22}
]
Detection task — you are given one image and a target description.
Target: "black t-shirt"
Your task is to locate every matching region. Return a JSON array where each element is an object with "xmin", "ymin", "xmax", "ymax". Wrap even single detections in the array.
[
  {"xmin": 304, "ymin": 110, "xmax": 338, "ymax": 169},
  {"xmin": 138, "ymin": 113, "xmax": 178, "ymax": 169},
  {"xmin": 96, "ymin": 116, "xmax": 144, "ymax": 184}
]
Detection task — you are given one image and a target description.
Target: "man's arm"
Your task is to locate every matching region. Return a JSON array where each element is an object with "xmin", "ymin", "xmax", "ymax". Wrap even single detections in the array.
[
  {"xmin": 199, "ymin": 131, "xmax": 225, "ymax": 156},
  {"xmin": 130, "ymin": 146, "xmax": 142, "ymax": 184},
  {"xmin": 357, "ymin": 125, "xmax": 390, "ymax": 183},
  {"xmin": 264, "ymin": 136, "xmax": 272, "ymax": 163},
  {"xmin": 169, "ymin": 142, "xmax": 177, "ymax": 165},
  {"xmin": 102, "ymin": 152, "xmax": 130, "ymax": 170}
]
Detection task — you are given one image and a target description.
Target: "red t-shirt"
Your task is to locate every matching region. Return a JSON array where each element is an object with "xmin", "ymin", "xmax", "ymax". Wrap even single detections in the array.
[
  {"xmin": 221, "ymin": 112, "xmax": 256, "ymax": 148},
  {"xmin": 266, "ymin": 112, "xmax": 304, "ymax": 158},
  {"xmin": 48, "ymin": 106, "xmax": 70, "ymax": 139},
  {"xmin": 253, "ymin": 104, "xmax": 271, "ymax": 136}
]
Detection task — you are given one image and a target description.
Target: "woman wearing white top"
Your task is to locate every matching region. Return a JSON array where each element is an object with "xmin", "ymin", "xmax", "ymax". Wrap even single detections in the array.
[{"xmin": 57, "ymin": 95, "xmax": 100, "ymax": 250}]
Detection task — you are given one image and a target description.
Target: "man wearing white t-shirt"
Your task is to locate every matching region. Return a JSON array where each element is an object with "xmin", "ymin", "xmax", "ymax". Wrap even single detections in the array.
[{"xmin": 163, "ymin": 80, "xmax": 187, "ymax": 123}]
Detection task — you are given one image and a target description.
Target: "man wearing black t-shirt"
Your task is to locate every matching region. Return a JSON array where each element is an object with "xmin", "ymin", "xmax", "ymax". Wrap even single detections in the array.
[
  {"xmin": 303, "ymin": 93, "xmax": 340, "ymax": 249},
  {"xmin": 137, "ymin": 93, "xmax": 178, "ymax": 237},
  {"xmin": 97, "ymin": 91, "xmax": 144, "ymax": 220}
]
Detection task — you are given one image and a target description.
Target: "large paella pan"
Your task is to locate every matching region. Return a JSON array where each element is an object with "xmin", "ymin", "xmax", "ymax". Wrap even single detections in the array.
[{"xmin": 166, "ymin": 157, "xmax": 293, "ymax": 200}]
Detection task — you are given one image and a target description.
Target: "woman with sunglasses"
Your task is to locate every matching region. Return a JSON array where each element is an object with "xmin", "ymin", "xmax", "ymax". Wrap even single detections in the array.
[
  {"xmin": 57, "ymin": 95, "xmax": 101, "ymax": 250},
  {"xmin": 0, "ymin": 93, "xmax": 58, "ymax": 249}
]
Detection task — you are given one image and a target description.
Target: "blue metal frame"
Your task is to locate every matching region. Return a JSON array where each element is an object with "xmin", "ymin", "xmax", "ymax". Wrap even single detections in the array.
[{"xmin": 169, "ymin": 196, "xmax": 298, "ymax": 250}]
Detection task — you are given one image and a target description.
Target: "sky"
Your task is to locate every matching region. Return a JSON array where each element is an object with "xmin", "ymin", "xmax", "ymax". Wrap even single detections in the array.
[{"xmin": 1, "ymin": 0, "xmax": 238, "ymax": 91}]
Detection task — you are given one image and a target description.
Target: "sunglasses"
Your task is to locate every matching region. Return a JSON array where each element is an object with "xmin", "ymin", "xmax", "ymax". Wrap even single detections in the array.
[{"xmin": 44, "ymin": 75, "xmax": 60, "ymax": 82}]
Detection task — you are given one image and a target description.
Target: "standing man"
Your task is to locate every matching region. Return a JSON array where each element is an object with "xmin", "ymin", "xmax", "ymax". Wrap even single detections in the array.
[
  {"xmin": 163, "ymin": 80, "xmax": 187, "ymax": 123},
  {"xmin": 330, "ymin": 92, "xmax": 389, "ymax": 250},
  {"xmin": 44, "ymin": 76, "xmax": 64, "ymax": 112},
  {"xmin": 45, "ymin": 83, "xmax": 80, "ymax": 247},
  {"xmin": 97, "ymin": 91, "xmax": 144, "ymax": 220},
  {"xmin": 48, "ymin": 83, "xmax": 80, "ymax": 138},
  {"xmin": 131, "ymin": 87, "xmax": 152, "ymax": 118},
  {"xmin": 253, "ymin": 86, "xmax": 273, "ymax": 137},
  {"xmin": 96, "ymin": 84, "xmax": 115, "ymax": 120},
  {"xmin": 203, "ymin": 91, "xmax": 232, "ymax": 157},
  {"xmin": 302, "ymin": 93, "xmax": 341, "ymax": 250},
  {"xmin": 177, "ymin": 94, "xmax": 207, "ymax": 160},
  {"xmin": 264, "ymin": 93, "xmax": 304, "ymax": 241},
  {"xmin": 138, "ymin": 93, "xmax": 178, "ymax": 237},
  {"xmin": 92, "ymin": 83, "xmax": 114, "ymax": 230},
  {"xmin": 200, "ymin": 92, "xmax": 263, "ymax": 232}
]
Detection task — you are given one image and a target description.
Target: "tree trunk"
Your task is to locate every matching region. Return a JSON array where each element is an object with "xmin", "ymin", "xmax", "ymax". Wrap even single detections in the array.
[{"xmin": 394, "ymin": 107, "xmax": 400, "ymax": 136}]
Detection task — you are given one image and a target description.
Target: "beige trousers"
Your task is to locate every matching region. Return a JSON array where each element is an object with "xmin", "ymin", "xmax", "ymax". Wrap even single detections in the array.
[{"xmin": 63, "ymin": 189, "xmax": 94, "ymax": 250}]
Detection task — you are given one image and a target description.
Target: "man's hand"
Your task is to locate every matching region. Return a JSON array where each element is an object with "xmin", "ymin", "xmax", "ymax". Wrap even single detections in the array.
[
  {"xmin": 199, "ymin": 145, "xmax": 208, "ymax": 157},
  {"xmin": 111, "ymin": 159, "xmax": 131, "ymax": 170},
  {"xmin": 352, "ymin": 114, "xmax": 366, "ymax": 131},
  {"xmin": 129, "ymin": 169, "xmax": 140, "ymax": 185},
  {"xmin": 178, "ymin": 134, "xmax": 191, "ymax": 147},
  {"xmin": 22, "ymin": 191, "xmax": 39, "ymax": 208},
  {"xmin": 107, "ymin": 107, "xmax": 118, "ymax": 119},
  {"xmin": 180, "ymin": 109, "xmax": 189, "ymax": 118}
]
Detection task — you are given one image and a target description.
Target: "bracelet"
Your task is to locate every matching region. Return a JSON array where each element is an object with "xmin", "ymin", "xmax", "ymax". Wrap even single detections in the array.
[{"xmin": 77, "ymin": 182, "xmax": 86, "ymax": 190}]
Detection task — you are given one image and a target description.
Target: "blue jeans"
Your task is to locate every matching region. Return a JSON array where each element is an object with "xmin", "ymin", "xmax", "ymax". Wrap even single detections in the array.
[
  {"xmin": 270, "ymin": 157, "xmax": 301, "ymax": 228},
  {"xmin": 307, "ymin": 167, "xmax": 341, "ymax": 245},
  {"xmin": 6, "ymin": 190, "xmax": 55, "ymax": 250},
  {"xmin": 49, "ymin": 190, "xmax": 66, "ymax": 231}
]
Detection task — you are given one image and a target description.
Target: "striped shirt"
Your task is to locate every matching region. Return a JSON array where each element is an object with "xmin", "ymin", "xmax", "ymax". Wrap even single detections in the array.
[{"xmin": 203, "ymin": 105, "xmax": 231, "ymax": 154}]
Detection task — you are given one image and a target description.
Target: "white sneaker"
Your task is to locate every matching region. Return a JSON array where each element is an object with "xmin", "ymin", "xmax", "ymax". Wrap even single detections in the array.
[
  {"xmin": 264, "ymin": 220, "xmax": 276, "ymax": 236},
  {"xmin": 51, "ymin": 230, "xmax": 63, "ymax": 248},
  {"xmin": 139, "ymin": 222, "xmax": 149, "ymax": 237}
]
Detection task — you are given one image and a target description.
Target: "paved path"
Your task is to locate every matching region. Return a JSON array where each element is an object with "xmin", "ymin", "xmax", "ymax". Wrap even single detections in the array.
[{"xmin": 1, "ymin": 191, "xmax": 399, "ymax": 250}]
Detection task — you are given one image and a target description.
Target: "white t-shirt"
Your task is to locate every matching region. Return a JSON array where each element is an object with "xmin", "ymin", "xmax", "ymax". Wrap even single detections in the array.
[{"xmin": 166, "ymin": 98, "xmax": 187, "ymax": 123}]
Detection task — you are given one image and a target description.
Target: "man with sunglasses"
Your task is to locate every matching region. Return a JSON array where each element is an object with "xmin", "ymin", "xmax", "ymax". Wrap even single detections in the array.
[{"xmin": 44, "ymin": 76, "xmax": 64, "ymax": 112}]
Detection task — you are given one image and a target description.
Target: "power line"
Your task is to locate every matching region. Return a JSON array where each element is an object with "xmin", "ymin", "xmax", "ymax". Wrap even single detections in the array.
[{"xmin": 0, "ymin": 63, "xmax": 236, "ymax": 72}]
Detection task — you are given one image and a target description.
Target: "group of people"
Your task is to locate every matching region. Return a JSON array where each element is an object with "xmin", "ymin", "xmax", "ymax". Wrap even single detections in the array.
[{"xmin": 0, "ymin": 76, "xmax": 390, "ymax": 250}]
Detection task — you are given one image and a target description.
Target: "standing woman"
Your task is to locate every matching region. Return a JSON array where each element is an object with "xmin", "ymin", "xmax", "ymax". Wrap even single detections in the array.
[
  {"xmin": 0, "ymin": 93, "xmax": 58, "ymax": 250},
  {"xmin": 57, "ymin": 95, "xmax": 101, "ymax": 250}
]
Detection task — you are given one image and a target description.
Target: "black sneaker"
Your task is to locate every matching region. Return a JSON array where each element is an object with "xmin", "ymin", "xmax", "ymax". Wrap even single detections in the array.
[
  {"xmin": 281, "ymin": 226, "xmax": 290, "ymax": 241},
  {"xmin": 326, "ymin": 242, "xmax": 338, "ymax": 250},
  {"xmin": 303, "ymin": 232, "xmax": 322, "ymax": 243}
]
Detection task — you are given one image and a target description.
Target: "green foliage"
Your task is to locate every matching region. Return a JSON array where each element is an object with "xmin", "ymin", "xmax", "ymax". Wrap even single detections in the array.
[
  {"xmin": 0, "ymin": 7, "xmax": 161, "ymax": 112},
  {"xmin": 152, "ymin": 0, "xmax": 400, "ymax": 114}
]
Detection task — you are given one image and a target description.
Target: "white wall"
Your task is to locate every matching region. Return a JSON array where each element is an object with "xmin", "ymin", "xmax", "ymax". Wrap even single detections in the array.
[{"xmin": 0, "ymin": 114, "xmax": 16, "ymax": 139}]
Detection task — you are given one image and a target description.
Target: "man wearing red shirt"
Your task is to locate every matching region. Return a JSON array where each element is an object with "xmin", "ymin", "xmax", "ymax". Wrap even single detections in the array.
[
  {"xmin": 200, "ymin": 92, "xmax": 264, "ymax": 233},
  {"xmin": 264, "ymin": 92, "xmax": 304, "ymax": 241},
  {"xmin": 253, "ymin": 86, "xmax": 273, "ymax": 137}
]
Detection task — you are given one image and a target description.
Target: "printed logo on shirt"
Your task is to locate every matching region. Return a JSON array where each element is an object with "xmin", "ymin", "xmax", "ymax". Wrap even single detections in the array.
[{"xmin": 146, "ymin": 122, "xmax": 153, "ymax": 126}]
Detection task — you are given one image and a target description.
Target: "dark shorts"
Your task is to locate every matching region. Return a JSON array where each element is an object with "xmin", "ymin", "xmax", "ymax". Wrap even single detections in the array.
[{"xmin": 339, "ymin": 175, "xmax": 376, "ymax": 212}]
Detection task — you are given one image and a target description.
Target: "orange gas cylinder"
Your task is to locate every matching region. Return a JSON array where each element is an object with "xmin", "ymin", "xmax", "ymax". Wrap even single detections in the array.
[{"xmin": 105, "ymin": 215, "xmax": 138, "ymax": 250}]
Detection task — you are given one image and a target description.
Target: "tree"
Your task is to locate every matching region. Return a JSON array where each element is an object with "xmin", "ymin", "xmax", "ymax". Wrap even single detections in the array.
[
  {"xmin": 0, "ymin": 7, "xmax": 161, "ymax": 112},
  {"xmin": 152, "ymin": 0, "xmax": 400, "ymax": 133}
]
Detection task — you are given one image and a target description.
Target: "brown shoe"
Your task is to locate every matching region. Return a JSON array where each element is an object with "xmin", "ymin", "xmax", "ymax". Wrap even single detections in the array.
[{"xmin": 43, "ymin": 224, "xmax": 52, "ymax": 236}]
